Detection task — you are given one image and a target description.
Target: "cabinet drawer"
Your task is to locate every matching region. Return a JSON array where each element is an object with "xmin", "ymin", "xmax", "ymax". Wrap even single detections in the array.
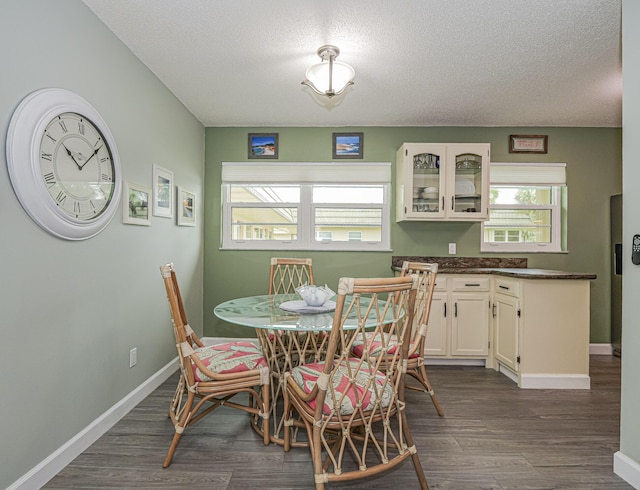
[
  {"xmin": 450, "ymin": 277, "xmax": 490, "ymax": 292},
  {"xmin": 432, "ymin": 276, "xmax": 447, "ymax": 291},
  {"xmin": 495, "ymin": 277, "xmax": 520, "ymax": 297}
]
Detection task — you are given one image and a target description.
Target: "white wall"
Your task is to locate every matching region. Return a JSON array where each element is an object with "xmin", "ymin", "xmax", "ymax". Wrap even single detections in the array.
[
  {"xmin": 0, "ymin": 1, "xmax": 204, "ymax": 488},
  {"xmin": 617, "ymin": 1, "xmax": 640, "ymax": 488}
]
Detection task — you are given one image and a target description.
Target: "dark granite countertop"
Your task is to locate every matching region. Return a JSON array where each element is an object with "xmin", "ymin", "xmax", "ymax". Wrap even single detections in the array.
[{"xmin": 391, "ymin": 257, "xmax": 597, "ymax": 280}]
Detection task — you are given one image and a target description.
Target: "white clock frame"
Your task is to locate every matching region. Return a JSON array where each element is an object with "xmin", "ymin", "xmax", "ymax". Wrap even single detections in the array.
[{"xmin": 6, "ymin": 88, "xmax": 122, "ymax": 240}]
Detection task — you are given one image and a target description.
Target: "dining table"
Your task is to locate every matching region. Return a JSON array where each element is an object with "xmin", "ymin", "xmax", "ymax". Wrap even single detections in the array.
[{"xmin": 213, "ymin": 292, "xmax": 400, "ymax": 446}]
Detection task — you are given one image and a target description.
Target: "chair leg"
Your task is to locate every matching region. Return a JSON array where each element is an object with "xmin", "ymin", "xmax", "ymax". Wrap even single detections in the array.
[
  {"xmin": 413, "ymin": 364, "xmax": 444, "ymax": 417},
  {"xmin": 312, "ymin": 427, "xmax": 325, "ymax": 490},
  {"xmin": 261, "ymin": 382, "xmax": 270, "ymax": 445},
  {"xmin": 283, "ymin": 386, "xmax": 292, "ymax": 452},
  {"xmin": 163, "ymin": 391, "xmax": 195, "ymax": 468},
  {"xmin": 400, "ymin": 410, "xmax": 429, "ymax": 490}
]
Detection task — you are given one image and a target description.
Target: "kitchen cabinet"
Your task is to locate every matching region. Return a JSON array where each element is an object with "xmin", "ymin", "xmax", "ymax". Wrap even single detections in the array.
[
  {"xmin": 491, "ymin": 276, "xmax": 591, "ymax": 389},
  {"xmin": 492, "ymin": 277, "xmax": 520, "ymax": 373},
  {"xmin": 424, "ymin": 275, "xmax": 491, "ymax": 360},
  {"xmin": 423, "ymin": 277, "xmax": 448, "ymax": 356},
  {"xmin": 395, "ymin": 143, "xmax": 490, "ymax": 221}
]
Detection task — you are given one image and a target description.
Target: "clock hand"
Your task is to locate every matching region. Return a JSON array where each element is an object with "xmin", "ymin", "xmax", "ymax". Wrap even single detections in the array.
[
  {"xmin": 62, "ymin": 143, "xmax": 82, "ymax": 170},
  {"xmin": 79, "ymin": 145, "xmax": 103, "ymax": 169}
]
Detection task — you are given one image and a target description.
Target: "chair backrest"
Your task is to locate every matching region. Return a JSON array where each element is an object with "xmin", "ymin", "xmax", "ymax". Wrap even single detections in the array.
[
  {"xmin": 400, "ymin": 261, "xmax": 438, "ymax": 353},
  {"xmin": 159, "ymin": 263, "xmax": 202, "ymax": 386},
  {"xmin": 268, "ymin": 257, "xmax": 314, "ymax": 294},
  {"xmin": 318, "ymin": 275, "xmax": 418, "ymax": 419}
]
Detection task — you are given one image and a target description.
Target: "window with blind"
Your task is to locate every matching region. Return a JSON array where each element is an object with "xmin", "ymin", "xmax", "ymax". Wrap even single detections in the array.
[
  {"xmin": 481, "ymin": 162, "xmax": 566, "ymax": 253},
  {"xmin": 221, "ymin": 162, "xmax": 391, "ymax": 251}
]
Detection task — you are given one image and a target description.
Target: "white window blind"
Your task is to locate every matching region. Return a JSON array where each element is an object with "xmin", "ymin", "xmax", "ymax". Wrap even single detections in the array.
[
  {"xmin": 490, "ymin": 162, "xmax": 566, "ymax": 185},
  {"xmin": 222, "ymin": 162, "xmax": 390, "ymax": 184}
]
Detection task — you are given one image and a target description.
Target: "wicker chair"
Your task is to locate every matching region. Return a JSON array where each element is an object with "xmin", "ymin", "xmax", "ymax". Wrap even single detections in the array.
[
  {"xmin": 266, "ymin": 257, "xmax": 318, "ymax": 443},
  {"xmin": 283, "ymin": 275, "xmax": 429, "ymax": 489},
  {"xmin": 351, "ymin": 261, "xmax": 443, "ymax": 416},
  {"xmin": 268, "ymin": 257, "xmax": 314, "ymax": 294},
  {"xmin": 159, "ymin": 263, "xmax": 270, "ymax": 467}
]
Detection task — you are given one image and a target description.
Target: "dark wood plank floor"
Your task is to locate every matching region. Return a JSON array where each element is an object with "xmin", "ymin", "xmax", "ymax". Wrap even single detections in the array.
[{"xmin": 45, "ymin": 355, "xmax": 631, "ymax": 489}]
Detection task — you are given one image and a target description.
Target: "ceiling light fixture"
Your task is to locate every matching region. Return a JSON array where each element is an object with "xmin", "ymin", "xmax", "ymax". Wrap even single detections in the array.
[{"xmin": 302, "ymin": 45, "xmax": 355, "ymax": 98}]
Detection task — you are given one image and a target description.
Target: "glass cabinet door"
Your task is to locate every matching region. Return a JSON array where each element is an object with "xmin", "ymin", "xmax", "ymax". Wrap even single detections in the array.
[
  {"xmin": 449, "ymin": 148, "xmax": 486, "ymax": 218},
  {"xmin": 409, "ymin": 148, "xmax": 445, "ymax": 217}
]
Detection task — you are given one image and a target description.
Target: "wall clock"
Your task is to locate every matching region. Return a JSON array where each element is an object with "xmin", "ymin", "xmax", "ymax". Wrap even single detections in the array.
[{"xmin": 6, "ymin": 88, "xmax": 122, "ymax": 240}]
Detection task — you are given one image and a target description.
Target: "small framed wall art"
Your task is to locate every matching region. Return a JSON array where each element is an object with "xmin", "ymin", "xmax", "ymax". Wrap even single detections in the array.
[
  {"xmin": 333, "ymin": 132, "xmax": 363, "ymax": 159},
  {"xmin": 123, "ymin": 182, "xmax": 151, "ymax": 226},
  {"xmin": 509, "ymin": 134, "xmax": 548, "ymax": 154},
  {"xmin": 152, "ymin": 164, "xmax": 174, "ymax": 218},
  {"xmin": 248, "ymin": 133, "xmax": 278, "ymax": 159},
  {"xmin": 177, "ymin": 186, "xmax": 196, "ymax": 226}
]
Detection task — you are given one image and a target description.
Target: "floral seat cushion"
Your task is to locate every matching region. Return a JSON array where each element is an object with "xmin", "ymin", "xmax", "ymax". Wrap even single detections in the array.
[
  {"xmin": 351, "ymin": 332, "xmax": 419, "ymax": 359},
  {"xmin": 288, "ymin": 359, "xmax": 393, "ymax": 416},
  {"xmin": 192, "ymin": 341, "xmax": 267, "ymax": 382}
]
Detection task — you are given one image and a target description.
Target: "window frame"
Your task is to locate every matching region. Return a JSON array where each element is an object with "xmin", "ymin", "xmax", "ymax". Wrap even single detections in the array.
[
  {"xmin": 481, "ymin": 162, "xmax": 566, "ymax": 253},
  {"xmin": 220, "ymin": 162, "xmax": 391, "ymax": 251}
]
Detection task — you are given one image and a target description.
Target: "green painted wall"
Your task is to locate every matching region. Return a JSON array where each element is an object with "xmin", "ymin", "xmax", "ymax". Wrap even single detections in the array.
[
  {"xmin": 204, "ymin": 126, "xmax": 621, "ymax": 343},
  {"xmin": 0, "ymin": 1, "xmax": 204, "ymax": 488}
]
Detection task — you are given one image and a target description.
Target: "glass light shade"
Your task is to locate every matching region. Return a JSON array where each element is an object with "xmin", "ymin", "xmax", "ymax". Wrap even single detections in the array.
[{"xmin": 303, "ymin": 60, "xmax": 355, "ymax": 97}]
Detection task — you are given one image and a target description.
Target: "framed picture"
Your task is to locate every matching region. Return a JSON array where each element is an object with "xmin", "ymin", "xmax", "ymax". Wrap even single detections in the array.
[
  {"xmin": 333, "ymin": 132, "xmax": 363, "ymax": 159},
  {"xmin": 509, "ymin": 134, "xmax": 548, "ymax": 154},
  {"xmin": 152, "ymin": 164, "xmax": 174, "ymax": 218},
  {"xmin": 177, "ymin": 186, "xmax": 196, "ymax": 226},
  {"xmin": 122, "ymin": 182, "xmax": 151, "ymax": 226},
  {"xmin": 248, "ymin": 133, "xmax": 278, "ymax": 159}
]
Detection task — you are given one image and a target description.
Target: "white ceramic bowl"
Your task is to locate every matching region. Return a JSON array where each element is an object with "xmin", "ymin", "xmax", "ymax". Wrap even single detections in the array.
[{"xmin": 296, "ymin": 285, "xmax": 335, "ymax": 307}]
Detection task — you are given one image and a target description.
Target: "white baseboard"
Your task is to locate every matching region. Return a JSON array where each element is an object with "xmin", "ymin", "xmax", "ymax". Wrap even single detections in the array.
[
  {"xmin": 614, "ymin": 451, "xmax": 640, "ymax": 489},
  {"xmin": 8, "ymin": 358, "xmax": 179, "ymax": 490},
  {"xmin": 590, "ymin": 343, "xmax": 614, "ymax": 355},
  {"xmin": 497, "ymin": 363, "xmax": 519, "ymax": 384},
  {"xmin": 520, "ymin": 373, "xmax": 591, "ymax": 389}
]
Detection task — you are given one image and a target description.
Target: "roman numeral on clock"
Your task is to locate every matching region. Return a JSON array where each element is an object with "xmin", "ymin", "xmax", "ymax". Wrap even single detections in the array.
[{"xmin": 43, "ymin": 172, "xmax": 56, "ymax": 187}]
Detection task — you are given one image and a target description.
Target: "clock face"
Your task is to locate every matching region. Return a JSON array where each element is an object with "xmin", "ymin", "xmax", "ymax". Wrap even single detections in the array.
[
  {"xmin": 6, "ymin": 88, "xmax": 122, "ymax": 240},
  {"xmin": 39, "ymin": 112, "xmax": 116, "ymax": 221}
]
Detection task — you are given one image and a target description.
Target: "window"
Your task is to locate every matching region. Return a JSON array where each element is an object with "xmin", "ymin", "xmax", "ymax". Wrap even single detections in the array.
[
  {"xmin": 221, "ymin": 162, "xmax": 391, "ymax": 251},
  {"xmin": 481, "ymin": 163, "xmax": 566, "ymax": 253}
]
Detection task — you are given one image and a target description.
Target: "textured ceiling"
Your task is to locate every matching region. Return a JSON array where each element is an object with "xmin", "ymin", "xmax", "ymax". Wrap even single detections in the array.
[{"xmin": 81, "ymin": 0, "xmax": 622, "ymax": 128}]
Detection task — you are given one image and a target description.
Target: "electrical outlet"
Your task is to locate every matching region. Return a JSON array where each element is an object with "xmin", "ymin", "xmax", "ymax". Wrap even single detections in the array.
[
  {"xmin": 448, "ymin": 242, "xmax": 457, "ymax": 254},
  {"xmin": 129, "ymin": 347, "xmax": 137, "ymax": 368}
]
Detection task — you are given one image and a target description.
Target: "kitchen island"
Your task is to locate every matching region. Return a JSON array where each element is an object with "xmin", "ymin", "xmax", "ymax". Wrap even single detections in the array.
[{"xmin": 392, "ymin": 256, "xmax": 597, "ymax": 389}]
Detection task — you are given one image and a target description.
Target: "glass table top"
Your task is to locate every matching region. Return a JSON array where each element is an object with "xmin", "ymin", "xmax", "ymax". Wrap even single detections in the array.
[{"xmin": 214, "ymin": 294, "xmax": 400, "ymax": 332}]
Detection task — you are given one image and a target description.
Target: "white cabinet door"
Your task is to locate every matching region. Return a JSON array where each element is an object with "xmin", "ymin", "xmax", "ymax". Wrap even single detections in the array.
[
  {"xmin": 396, "ymin": 143, "xmax": 490, "ymax": 222},
  {"xmin": 424, "ymin": 292, "xmax": 448, "ymax": 356},
  {"xmin": 446, "ymin": 143, "xmax": 490, "ymax": 220},
  {"xmin": 450, "ymin": 292, "xmax": 490, "ymax": 356},
  {"xmin": 494, "ymin": 293, "xmax": 520, "ymax": 372},
  {"xmin": 396, "ymin": 143, "xmax": 446, "ymax": 221}
]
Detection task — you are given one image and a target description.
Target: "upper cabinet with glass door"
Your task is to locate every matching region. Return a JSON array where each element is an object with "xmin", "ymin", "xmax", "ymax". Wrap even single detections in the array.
[{"xmin": 396, "ymin": 143, "xmax": 490, "ymax": 221}]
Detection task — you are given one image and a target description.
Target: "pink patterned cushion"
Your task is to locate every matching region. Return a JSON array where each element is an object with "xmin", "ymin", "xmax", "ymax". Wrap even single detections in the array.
[
  {"xmin": 352, "ymin": 332, "xmax": 419, "ymax": 359},
  {"xmin": 288, "ymin": 359, "xmax": 393, "ymax": 416},
  {"xmin": 192, "ymin": 341, "xmax": 267, "ymax": 382}
]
